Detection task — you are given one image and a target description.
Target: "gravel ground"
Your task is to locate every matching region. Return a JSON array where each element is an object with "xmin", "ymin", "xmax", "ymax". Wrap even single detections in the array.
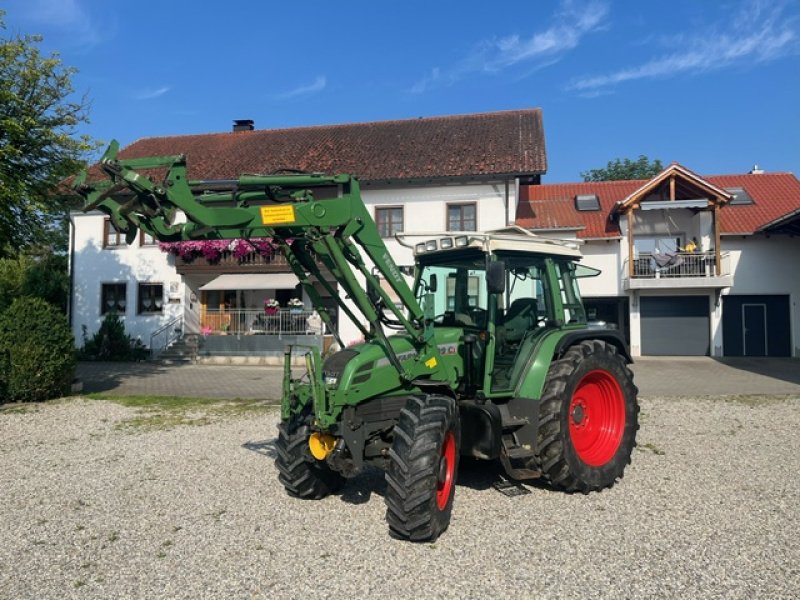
[{"xmin": 1, "ymin": 395, "xmax": 799, "ymax": 599}]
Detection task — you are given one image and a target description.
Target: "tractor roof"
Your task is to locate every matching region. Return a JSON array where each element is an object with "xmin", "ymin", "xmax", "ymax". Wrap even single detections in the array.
[{"xmin": 398, "ymin": 226, "xmax": 584, "ymax": 260}]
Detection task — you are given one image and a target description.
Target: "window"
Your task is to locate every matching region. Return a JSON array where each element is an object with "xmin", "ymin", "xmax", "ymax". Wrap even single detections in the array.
[
  {"xmin": 137, "ymin": 283, "xmax": 164, "ymax": 314},
  {"xmin": 140, "ymin": 231, "xmax": 157, "ymax": 246},
  {"xmin": 725, "ymin": 187, "xmax": 754, "ymax": 205},
  {"xmin": 101, "ymin": 283, "xmax": 127, "ymax": 315},
  {"xmin": 417, "ymin": 260, "xmax": 488, "ymax": 327},
  {"xmin": 447, "ymin": 203, "xmax": 477, "ymax": 231},
  {"xmin": 375, "ymin": 206, "xmax": 403, "ymax": 238},
  {"xmin": 446, "ymin": 275, "xmax": 479, "ymax": 310},
  {"xmin": 103, "ymin": 219, "xmax": 126, "ymax": 247}
]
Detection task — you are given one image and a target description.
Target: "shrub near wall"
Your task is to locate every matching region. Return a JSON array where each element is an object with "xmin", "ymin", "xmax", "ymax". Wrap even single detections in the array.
[{"xmin": 0, "ymin": 298, "xmax": 75, "ymax": 403}]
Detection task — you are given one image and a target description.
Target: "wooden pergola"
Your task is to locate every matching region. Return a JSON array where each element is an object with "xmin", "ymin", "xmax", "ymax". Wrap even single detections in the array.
[{"xmin": 614, "ymin": 164, "xmax": 733, "ymax": 277}]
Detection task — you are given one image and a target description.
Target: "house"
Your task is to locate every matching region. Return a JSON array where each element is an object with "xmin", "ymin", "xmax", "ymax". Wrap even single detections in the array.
[
  {"xmin": 69, "ymin": 110, "xmax": 800, "ymax": 359},
  {"xmin": 69, "ymin": 109, "xmax": 547, "ymax": 356},
  {"xmin": 517, "ymin": 164, "xmax": 800, "ymax": 357}
]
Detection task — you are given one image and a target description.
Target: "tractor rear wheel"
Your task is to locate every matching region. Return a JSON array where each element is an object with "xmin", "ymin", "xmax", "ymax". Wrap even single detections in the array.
[
  {"xmin": 275, "ymin": 418, "xmax": 344, "ymax": 499},
  {"xmin": 385, "ymin": 395, "xmax": 459, "ymax": 542},
  {"xmin": 536, "ymin": 340, "xmax": 638, "ymax": 492}
]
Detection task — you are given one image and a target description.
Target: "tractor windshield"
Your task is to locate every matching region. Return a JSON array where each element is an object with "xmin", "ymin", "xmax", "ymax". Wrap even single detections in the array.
[{"xmin": 416, "ymin": 255, "xmax": 488, "ymax": 328}]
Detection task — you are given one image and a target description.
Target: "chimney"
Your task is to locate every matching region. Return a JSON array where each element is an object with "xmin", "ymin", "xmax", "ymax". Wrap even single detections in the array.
[
  {"xmin": 749, "ymin": 164, "xmax": 764, "ymax": 174},
  {"xmin": 233, "ymin": 119, "xmax": 254, "ymax": 132}
]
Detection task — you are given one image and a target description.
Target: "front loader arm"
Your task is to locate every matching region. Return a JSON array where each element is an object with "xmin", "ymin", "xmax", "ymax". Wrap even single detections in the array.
[{"xmin": 74, "ymin": 141, "xmax": 444, "ymax": 383}]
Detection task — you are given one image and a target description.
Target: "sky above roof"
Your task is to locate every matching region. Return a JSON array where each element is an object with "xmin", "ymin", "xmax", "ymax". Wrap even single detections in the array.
[{"xmin": 4, "ymin": 0, "xmax": 799, "ymax": 182}]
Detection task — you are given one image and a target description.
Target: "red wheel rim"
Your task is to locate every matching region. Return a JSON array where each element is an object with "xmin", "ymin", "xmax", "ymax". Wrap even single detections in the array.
[
  {"xmin": 568, "ymin": 370, "xmax": 626, "ymax": 467},
  {"xmin": 436, "ymin": 431, "xmax": 456, "ymax": 510}
]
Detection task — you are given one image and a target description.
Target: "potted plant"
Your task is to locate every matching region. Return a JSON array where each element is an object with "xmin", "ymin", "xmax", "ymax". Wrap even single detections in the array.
[
  {"xmin": 287, "ymin": 298, "xmax": 304, "ymax": 314},
  {"xmin": 264, "ymin": 298, "xmax": 280, "ymax": 316}
]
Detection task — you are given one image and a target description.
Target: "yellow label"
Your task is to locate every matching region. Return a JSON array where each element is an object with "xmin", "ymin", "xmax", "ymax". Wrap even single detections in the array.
[
  {"xmin": 425, "ymin": 357, "xmax": 438, "ymax": 369},
  {"xmin": 260, "ymin": 205, "xmax": 296, "ymax": 225}
]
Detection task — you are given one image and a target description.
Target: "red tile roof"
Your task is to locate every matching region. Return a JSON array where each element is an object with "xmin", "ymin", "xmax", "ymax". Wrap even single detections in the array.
[
  {"xmin": 113, "ymin": 109, "xmax": 546, "ymax": 182},
  {"xmin": 518, "ymin": 173, "xmax": 800, "ymax": 238}
]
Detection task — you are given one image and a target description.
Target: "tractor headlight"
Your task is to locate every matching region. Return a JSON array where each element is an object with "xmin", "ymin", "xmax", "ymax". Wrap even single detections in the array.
[
  {"xmin": 454, "ymin": 236, "xmax": 469, "ymax": 247},
  {"xmin": 425, "ymin": 240, "xmax": 438, "ymax": 251},
  {"xmin": 324, "ymin": 374, "xmax": 339, "ymax": 386},
  {"xmin": 440, "ymin": 237, "xmax": 453, "ymax": 249},
  {"xmin": 415, "ymin": 242, "xmax": 426, "ymax": 254}
]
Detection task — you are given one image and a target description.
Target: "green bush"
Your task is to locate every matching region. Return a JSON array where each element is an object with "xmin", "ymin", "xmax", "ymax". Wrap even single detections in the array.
[
  {"xmin": 79, "ymin": 312, "xmax": 147, "ymax": 361},
  {"xmin": 0, "ymin": 297, "xmax": 75, "ymax": 403}
]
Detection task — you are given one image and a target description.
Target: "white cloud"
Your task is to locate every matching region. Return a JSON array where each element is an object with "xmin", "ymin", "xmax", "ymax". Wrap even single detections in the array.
[
  {"xmin": 409, "ymin": 0, "xmax": 609, "ymax": 93},
  {"xmin": 134, "ymin": 86, "xmax": 171, "ymax": 101},
  {"xmin": 569, "ymin": 0, "xmax": 799, "ymax": 92},
  {"xmin": 17, "ymin": 0, "xmax": 110, "ymax": 49},
  {"xmin": 275, "ymin": 75, "xmax": 327, "ymax": 100}
]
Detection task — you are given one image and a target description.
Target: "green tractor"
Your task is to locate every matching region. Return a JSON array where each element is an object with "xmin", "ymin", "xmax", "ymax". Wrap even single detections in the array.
[{"xmin": 76, "ymin": 142, "xmax": 638, "ymax": 542}]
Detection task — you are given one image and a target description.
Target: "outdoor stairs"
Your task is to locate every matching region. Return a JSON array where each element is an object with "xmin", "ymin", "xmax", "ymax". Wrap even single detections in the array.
[
  {"xmin": 153, "ymin": 334, "xmax": 199, "ymax": 364},
  {"xmin": 498, "ymin": 400, "xmax": 541, "ymax": 481}
]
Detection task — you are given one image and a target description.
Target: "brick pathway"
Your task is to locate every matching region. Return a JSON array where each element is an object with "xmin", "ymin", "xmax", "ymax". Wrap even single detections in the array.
[{"xmin": 76, "ymin": 356, "xmax": 800, "ymax": 401}]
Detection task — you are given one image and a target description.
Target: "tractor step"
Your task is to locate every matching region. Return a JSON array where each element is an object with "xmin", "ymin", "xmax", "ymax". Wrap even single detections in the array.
[
  {"xmin": 493, "ymin": 479, "xmax": 532, "ymax": 497},
  {"xmin": 505, "ymin": 445, "xmax": 535, "ymax": 460},
  {"xmin": 501, "ymin": 416, "xmax": 529, "ymax": 430},
  {"xmin": 499, "ymin": 448, "xmax": 541, "ymax": 481}
]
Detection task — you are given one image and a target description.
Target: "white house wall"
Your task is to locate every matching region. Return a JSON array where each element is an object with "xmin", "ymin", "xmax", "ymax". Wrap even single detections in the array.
[
  {"xmin": 577, "ymin": 241, "xmax": 623, "ymax": 297},
  {"xmin": 70, "ymin": 212, "xmax": 183, "ymax": 348},
  {"xmin": 723, "ymin": 235, "xmax": 800, "ymax": 356},
  {"xmin": 363, "ymin": 182, "xmax": 514, "ymax": 267}
]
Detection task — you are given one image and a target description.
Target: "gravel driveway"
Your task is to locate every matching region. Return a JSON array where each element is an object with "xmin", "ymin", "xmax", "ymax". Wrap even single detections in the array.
[{"xmin": 1, "ymin": 395, "xmax": 798, "ymax": 599}]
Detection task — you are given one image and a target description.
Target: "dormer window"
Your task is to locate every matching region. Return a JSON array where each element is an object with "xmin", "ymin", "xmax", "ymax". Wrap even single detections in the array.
[
  {"xmin": 725, "ymin": 187, "xmax": 754, "ymax": 205},
  {"xmin": 575, "ymin": 194, "xmax": 600, "ymax": 211}
]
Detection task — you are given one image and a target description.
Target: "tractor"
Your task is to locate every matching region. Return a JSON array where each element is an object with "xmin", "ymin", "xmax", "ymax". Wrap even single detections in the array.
[{"xmin": 75, "ymin": 141, "xmax": 638, "ymax": 542}]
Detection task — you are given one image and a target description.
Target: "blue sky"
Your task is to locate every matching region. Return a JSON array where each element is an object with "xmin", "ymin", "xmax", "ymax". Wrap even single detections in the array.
[{"xmin": 4, "ymin": 0, "xmax": 799, "ymax": 182}]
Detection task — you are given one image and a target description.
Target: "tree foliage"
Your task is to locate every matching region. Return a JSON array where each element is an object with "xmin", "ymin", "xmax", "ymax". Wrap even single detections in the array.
[
  {"xmin": 0, "ymin": 297, "xmax": 75, "ymax": 403},
  {"xmin": 0, "ymin": 11, "xmax": 99, "ymax": 257},
  {"xmin": 581, "ymin": 155, "xmax": 664, "ymax": 182},
  {"xmin": 0, "ymin": 252, "xmax": 68, "ymax": 313}
]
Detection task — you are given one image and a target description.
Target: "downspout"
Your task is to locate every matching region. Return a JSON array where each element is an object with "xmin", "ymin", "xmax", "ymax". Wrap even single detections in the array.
[
  {"xmin": 504, "ymin": 179, "xmax": 510, "ymax": 226},
  {"xmin": 513, "ymin": 177, "xmax": 521, "ymax": 226},
  {"xmin": 67, "ymin": 213, "xmax": 76, "ymax": 327}
]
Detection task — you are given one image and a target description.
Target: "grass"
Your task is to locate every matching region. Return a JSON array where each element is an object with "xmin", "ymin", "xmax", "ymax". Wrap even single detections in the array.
[
  {"xmin": 0, "ymin": 403, "xmax": 40, "ymax": 415},
  {"xmin": 84, "ymin": 393, "xmax": 278, "ymax": 431},
  {"xmin": 638, "ymin": 442, "xmax": 666, "ymax": 456}
]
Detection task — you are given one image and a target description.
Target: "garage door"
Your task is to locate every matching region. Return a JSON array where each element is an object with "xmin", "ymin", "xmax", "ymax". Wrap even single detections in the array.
[
  {"xmin": 641, "ymin": 296, "xmax": 710, "ymax": 356},
  {"xmin": 722, "ymin": 295, "xmax": 791, "ymax": 357}
]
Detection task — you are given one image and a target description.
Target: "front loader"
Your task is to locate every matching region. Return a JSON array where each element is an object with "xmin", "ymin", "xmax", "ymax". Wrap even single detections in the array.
[{"xmin": 76, "ymin": 142, "xmax": 639, "ymax": 542}]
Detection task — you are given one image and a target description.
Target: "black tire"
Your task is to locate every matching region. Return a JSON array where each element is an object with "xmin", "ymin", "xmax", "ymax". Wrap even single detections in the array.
[
  {"xmin": 275, "ymin": 418, "xmax": 344, "ymax": 499},
  {"xmin": 536, "ymin": 340, "xmax": 639, "ymax": 493},
  {"xmin": 385, "ymin": 395, "xmax": 460, "ymax": 542}
]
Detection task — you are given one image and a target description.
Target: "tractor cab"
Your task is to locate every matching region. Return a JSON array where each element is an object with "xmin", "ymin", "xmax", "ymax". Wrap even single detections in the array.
[{"xmin": 406, "ymin": 227, "xmax": 597, "ymax": 393}]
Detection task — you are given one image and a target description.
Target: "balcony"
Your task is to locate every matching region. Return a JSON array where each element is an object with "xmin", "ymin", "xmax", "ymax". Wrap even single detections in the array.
[
  {"xmin": 200, "ymin": 308, "xmax": 326, "ymax": 336},
  {"xmin": 624, "ymin": 251, "xmax": 733, "ymax": 290},
  {"xmin": 175, "ymin": 249, "xmax": 291, "ymax": 275}
]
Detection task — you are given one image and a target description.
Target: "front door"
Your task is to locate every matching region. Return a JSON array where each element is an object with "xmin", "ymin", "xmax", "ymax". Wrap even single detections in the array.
[{"xmin": 742, "ymin": 303, "xmax": 767, "ymax": 356}]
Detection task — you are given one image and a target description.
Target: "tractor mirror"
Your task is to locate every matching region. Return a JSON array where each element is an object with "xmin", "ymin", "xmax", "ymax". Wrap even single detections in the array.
[
  {"xmin": 429, "ymin": 274, "xmax": 438, "ymax": 293},
  {"xmin": 486, "ymin": 261, "xmax": 505, "ymax": 294}
]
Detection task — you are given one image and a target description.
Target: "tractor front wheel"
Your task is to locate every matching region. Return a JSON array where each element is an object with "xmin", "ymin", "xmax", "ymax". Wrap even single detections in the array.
[
  {"xmin": 385, "ymin": 395, "xmax": 460, "ymax": 542},
  {"xmin": 536, "ymin": 340, "xmax": 639, "ymax": 492},
  {"xmin": 275, "ymin": 418, "xmax": 344, "ymax": 499}
]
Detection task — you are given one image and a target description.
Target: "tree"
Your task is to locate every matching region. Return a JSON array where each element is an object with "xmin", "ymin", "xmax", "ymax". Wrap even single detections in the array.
[
  {"xmin": 581, "ymin": 155, "xmax": 664, "ymax": 182},
  {"xmin": 0, "ymin": 252, "xmax": 67, "ymax": 313},
  {"xmin": 0, "ymin": 11, "xmax": 99, "ymax": 257}
]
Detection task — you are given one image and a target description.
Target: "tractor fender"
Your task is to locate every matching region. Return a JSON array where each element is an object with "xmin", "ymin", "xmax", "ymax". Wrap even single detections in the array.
[
  {"xmin": 554, "ymin": 329, "xmax": 632, "ymax": 363},
  {"xmin": 513, "ymin": 328, "xmax": 631, "ymax": 402}
]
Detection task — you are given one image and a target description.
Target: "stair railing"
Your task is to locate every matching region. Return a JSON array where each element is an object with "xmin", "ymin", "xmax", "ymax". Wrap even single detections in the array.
[{"xmin": 150, "ymin": 316, "xmax": 184, "ymax": 359}]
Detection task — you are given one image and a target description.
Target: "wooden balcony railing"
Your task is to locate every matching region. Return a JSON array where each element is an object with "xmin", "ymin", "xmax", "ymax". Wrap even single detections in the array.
[{"xmin": 175, "ymin": 249, "xmax": 290, "ymax": 273}]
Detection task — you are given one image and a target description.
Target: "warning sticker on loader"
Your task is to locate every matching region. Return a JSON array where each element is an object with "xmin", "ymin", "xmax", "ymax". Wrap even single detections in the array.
[{"xmin": 260, "ymin": 205, "xmax": 296, "ymax": 225}]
